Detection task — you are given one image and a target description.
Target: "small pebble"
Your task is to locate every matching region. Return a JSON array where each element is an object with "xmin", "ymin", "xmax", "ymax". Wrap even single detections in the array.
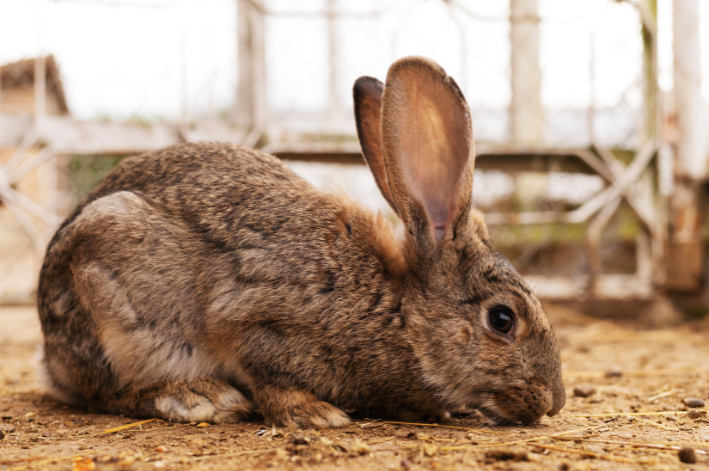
[
  {"xmin": 291, "ymin": 432, "xmax": 310, "ymax": 445},
  {"xmin": 24, "ymin": 412, "xmax": 36, "ymax": 418},
  {"xmin": 419, "ymin": 443, "xmax": 438, "ymax": 457},
  {"xmin": 678, "ymin": 447, "xmax": 697, "ymax": 464},
  {"xmin": 573, "ymin": 385, "xmax": 597, "ymax": 398},
  {"xmin": 585, "ymin": 445, "xmax": 604, "ymax": 455},
  {"xmin": 352, "ymin": 440, "xmax": 371, "ymax": 455},
  {"xmin": 196, "ymin": 422, "xmax": 210, "ymax": 428},
  {"xmin": 687, "ymin": 409, "xmax": 707, "ymax": 420},
  {"xmin": 605, "ymin": 368, "xmax": 623, "ymax": 378},
  {"xmin": 71, "ymin": 458, "xmax": 95, "ymax": 471},
  {"xmin": 117, "ymin": 456, "xmax": 135, "ymax": 469},
  {"xmin": 155, "ymin": 445, "xmax": 168, "ymax": 452},
  {"xmin": 683, "ymin": 398, "xmax": 705, "ymax": 408},
  {"xmin": 527, "ymin": 452, "xmax": 543, "ymax": 462},
  {"xmin": 485, "ymin": 449, "xmax": 529, "ymax": 461}
]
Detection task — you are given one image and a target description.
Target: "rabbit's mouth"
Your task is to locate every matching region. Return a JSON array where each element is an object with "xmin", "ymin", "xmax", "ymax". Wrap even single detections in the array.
[
  {"xmin": 476, "ymin": 403, "xmax": 522, "ymax": 426},
  {"xmin": 472, "ymin": 391, "xmax": 550, "ymax": 425}
]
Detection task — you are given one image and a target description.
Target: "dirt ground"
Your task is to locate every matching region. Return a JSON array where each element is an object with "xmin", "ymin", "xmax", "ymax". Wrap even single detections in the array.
[{"xmin": 2, "ymin": 305, "xmax": 709, "ymax": 471}]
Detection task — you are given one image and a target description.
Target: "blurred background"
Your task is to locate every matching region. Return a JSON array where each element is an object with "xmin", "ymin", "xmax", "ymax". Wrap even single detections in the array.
[{"xmin": 0, "ymin": 0, "xmax": 707, "ymax": 322}]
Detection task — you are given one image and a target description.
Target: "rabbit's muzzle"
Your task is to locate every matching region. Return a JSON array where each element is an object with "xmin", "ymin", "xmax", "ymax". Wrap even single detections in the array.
[{"xmin": 479, "ymin": 379, "xmax": 562, "ymax": 425}]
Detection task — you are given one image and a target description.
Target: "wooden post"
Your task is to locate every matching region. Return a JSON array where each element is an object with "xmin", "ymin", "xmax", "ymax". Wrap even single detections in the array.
[
  {"xmin": 326, "ymin": 0, "xmax": 340, "ymax": 128},
  {"xmin": 672, "ymin": 0, "xmax": 704, "ymax": 179},
  {"xmin": 34, "ymin": 55, "xmax": 46, "ymax": 128},
  {"xmin": 641, "ymin": 0, "xmax": 658, "ymax": 145},
  {"xmin": 234, "ymin": 0, "xmax": 266, "ymax": 145},
  {"xmin": 509, "ymin": 0, "xmax": 543, "ymax": 144},
  {"xmin": 509, "ymin": 0, "xmax": 546, "ymax": 223},
  {"xmin": 665, "ymin": 0, "xmax": 705, "ymax": 291}
]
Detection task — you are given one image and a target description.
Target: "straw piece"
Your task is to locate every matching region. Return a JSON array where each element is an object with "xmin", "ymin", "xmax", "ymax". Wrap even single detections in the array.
[
  {"xmin": 0, "ymin": 456, "xmax": 46, "ymax": 465},
  {"xmin": 99, "ymin": 418, "xmax": 157, "ymax": 435},
  {"xmin": 553, "ymin": 437, "xmax": 708, "ymax": 455},
  {"xmin": 527, "ymin": 443, "xmax": 654, "ymax": 464},
  {"xmin": 440, "ymin": 425, "xmax": 602, "ymax": 451},
  {"xmin": 368, "ymin": 437, "xmax": 396, "ymax": 445},
  {"xmin": 381, "ymin": 421, "xmax": 513, "ymax": 435},
  {"xmin": 647, "ymin": 390, "xmax": 677, "ymax": 402},
  {"xmin": 192, "ymin": 446, "xmax": 285, "ymax": 461},
  {"xmin": 574, "ymin": 411, "xmax": 687, "ymax": 418},
  {"xmin": 565, "ymin": 368, "xmax": 709, "ymax": 379},
  {"xmin": 630, "ymin": 417, "xmax": 674, "ymax": 430}
]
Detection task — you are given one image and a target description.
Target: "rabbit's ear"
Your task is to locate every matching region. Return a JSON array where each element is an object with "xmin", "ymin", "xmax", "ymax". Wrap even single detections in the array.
[
  {"xmin": 381, "ymin": 56, "xmax": 474, "ymax": 243},
  {"xmin": 353, "ymin": 76, "xmax": 398, "ymax": 214}
]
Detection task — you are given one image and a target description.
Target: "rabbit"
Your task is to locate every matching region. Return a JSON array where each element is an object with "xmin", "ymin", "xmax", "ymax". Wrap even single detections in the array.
[{"xmin": 37, "ymin": 56, "xmax": 565, "ymax": 428}]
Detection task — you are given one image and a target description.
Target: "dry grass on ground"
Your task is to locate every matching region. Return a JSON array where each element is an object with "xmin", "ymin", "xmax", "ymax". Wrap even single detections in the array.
[{"xmin": 2, "ymin": 305, "xmax": 709, "ymax": 470}]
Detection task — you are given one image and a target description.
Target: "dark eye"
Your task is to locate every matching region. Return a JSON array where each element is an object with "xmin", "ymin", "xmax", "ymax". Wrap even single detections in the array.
[{"xmin": 488, "ymin": 306, "xmax": 515, "ymax": 334}]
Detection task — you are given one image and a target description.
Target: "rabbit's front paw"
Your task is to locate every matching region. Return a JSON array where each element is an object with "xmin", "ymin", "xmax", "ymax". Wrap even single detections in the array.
[
  {"xmin": 288, "ymin": 399, "xmax": 350, "ymax": 428},
  {"xmin": 257, "ymin": 386, "xmax": 350, "ymax": 429}
]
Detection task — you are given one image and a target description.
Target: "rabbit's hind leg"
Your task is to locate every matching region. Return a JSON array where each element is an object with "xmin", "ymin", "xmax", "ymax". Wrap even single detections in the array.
[{"xmin": 97, "ymin": 377, "xmax": 254, "ymax": 424}]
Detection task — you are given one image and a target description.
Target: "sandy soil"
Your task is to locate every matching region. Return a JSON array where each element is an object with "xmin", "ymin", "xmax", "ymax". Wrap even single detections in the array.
[{"xmin": 2, "ymin": 304, "xmax": 709, "ymax": 471}]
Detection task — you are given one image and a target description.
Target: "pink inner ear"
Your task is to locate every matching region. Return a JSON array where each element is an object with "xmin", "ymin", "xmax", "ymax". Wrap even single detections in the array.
[{"xmin": 401, "ymin": 79, "xmax": 471, "ymax": 240}]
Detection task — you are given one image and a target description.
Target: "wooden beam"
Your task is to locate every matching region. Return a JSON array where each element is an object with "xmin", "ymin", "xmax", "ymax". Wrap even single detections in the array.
[{"xmin": 0, "ymin": 113, "xmax": 249, "ymax": 154}]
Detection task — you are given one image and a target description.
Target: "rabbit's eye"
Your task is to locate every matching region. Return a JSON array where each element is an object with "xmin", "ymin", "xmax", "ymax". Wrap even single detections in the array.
[{"xmin": 488, "ymin": 306, "xmax": 514, "ymax": 334}]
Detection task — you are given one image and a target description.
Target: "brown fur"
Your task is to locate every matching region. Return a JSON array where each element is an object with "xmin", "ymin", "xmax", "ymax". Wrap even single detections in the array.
[{"xmin": 37, "ymin": 56, "xmax": 565, "ymax": 428}]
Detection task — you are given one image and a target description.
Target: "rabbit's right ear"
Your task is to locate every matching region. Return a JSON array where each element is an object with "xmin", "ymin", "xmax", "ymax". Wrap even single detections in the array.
[{"xmin": 380, "ymin": 56, "xmax": 475, "ymax": 245}]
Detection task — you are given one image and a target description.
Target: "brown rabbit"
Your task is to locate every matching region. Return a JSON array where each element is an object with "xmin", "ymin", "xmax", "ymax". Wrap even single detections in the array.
[{"xmin": 37, "ymin": 56, "xmax": 565, "ymax": 428}]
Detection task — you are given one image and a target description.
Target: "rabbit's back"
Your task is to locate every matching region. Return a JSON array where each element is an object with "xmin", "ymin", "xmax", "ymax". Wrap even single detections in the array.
[{"xmin": 66, "ymin": 143, "xmax": 315, "ymax": 243}]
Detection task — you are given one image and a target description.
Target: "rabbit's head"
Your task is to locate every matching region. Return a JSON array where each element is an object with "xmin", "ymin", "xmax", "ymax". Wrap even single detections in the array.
[{"xmin": 354, "ymin": 56, "xmax": 565, "ymax": 424}]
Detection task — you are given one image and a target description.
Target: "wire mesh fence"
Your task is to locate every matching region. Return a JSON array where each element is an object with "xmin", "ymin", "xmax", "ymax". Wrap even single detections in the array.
[{"xmin": 0, "ymin": 0, "xmax": 671, "ymax": 303}]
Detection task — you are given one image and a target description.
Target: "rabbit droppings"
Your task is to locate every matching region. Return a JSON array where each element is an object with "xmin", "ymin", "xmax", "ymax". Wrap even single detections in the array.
[{"xmin": 37, "ymin": 56, "xmax": 565, "ymax": 428}]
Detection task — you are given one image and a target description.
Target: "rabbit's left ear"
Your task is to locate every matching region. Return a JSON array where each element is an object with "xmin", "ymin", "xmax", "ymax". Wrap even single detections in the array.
[{"xmin": 353, "ymin": 76, "xmax": 398, "ymax": 214}]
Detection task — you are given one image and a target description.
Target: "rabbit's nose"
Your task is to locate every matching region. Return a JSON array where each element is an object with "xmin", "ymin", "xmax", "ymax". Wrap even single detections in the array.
[{"xmin": 546, "ymin": 384, "xmax": 566, "ymax": 417}]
